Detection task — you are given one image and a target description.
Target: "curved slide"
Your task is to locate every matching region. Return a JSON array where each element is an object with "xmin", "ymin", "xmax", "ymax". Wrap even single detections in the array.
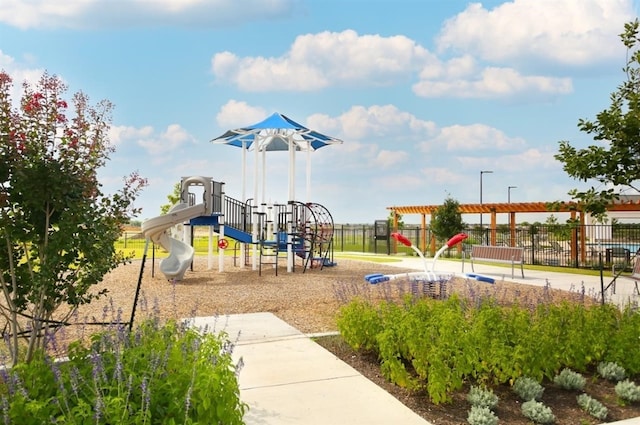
[{"xmin": 141, "ymin": 203, "xmax": 207, "ymax": 281}]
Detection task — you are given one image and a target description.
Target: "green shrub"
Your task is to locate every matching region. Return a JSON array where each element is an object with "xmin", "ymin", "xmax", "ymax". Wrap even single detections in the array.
[
  {"xmin": 467, "ymin": 385, "xmax": 499, "ymax": 410},
  {"xmin": 2, "ymin": 319, "xmax": 247, "ymax": 424},
  {"xmin": 467, "ymin": 405, "xmax": 498, "ymax": 425},
  {"xmin": 336, "ymin": 298, "xmax": 383, "ymax": 351},
  {"xmin": 615, "ymin": 379, "xmax": 640, "ymax": 403},
  {"xmin": 335, "ymin": 291, "xmax": 640, "ymax": 407},
  {"xmin": 513, "ymin": 376, "xmax": 545, "ymax": 401},
  {"xmin": 521, "ymin": 400, "xmax": 556, "ymax": 424},
  {"xmin": 597, "ymin": 361, "xmax": 627, "ymax": 382},
  {"xmin": 576, "ymin": 394, "xmax": 608, "ymax": 421},
  {"xmin": 552, "ymin": 368, "xmax": 586, "ymax": 391}
]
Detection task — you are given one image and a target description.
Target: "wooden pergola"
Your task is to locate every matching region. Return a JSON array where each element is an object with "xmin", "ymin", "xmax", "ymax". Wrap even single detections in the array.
[{"xmin": 387, "ymin": 201, "xmax": 640, "ymax": 261}]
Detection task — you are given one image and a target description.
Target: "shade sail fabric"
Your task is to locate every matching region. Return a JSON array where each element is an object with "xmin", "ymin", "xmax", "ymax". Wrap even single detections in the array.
[
  {"xmin": 210, "ymin": 112, "xmax": 343, "ymax": 202},
  {"xmin": 211, "ymin": 112, "xmax": 343, "ymax": 152}
]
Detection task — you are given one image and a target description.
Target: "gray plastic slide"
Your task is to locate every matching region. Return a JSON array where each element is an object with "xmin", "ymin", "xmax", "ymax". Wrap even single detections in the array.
[{"xmin": 141, "ymin": 203, "xmax": 206, "ymax": 281}]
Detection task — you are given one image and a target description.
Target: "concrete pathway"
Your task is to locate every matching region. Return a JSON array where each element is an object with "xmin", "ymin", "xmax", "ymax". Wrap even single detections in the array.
[{"xmin": 188, "ymin": 313, "xmax": 430, "ymax": 425}]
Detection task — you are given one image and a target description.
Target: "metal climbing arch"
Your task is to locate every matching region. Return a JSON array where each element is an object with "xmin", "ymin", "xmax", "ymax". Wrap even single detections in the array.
[{"xmin": 289, "ymin": 201, "xmax": 336, "ymax": 272}]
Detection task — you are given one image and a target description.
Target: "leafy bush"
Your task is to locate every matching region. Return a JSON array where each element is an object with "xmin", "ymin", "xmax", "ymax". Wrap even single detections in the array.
[
  {"xmin": 513, "ymin": 376, "xmax": 544, "ymax": 401},
  {"xmin": 521, "ymin": 400, "xmax": 556, "ymax": 424},
  {"xmin": 1, "ymin": 319, "xmax": 247, "ymax": 424},
  {"xmin": 336, "ymin": 298, "xmax": 384, "ymax": 351},
  {"xmin": 335, "ymin": 288, "xmax": 640, "ymax": 405},
  {"xmin": 605, "ymin": 306, "xmax": 640, "ymax": 374},
  {"xmin": 467, "ymin": 385, "xmax": 498, "ymax": 410},
  {"xmin": 552, "ymin": 368, "xmax": 586, "ymax": 391},
  {"xmin": 597, "ymin": 361, "xmax": 627, "ymax": 382},
  {"xmin": 467, "ymin": 405, "xmax": 498, "ymax": 425},
  {"xmin": 577, "ymin": 394, "xmax": 608, "ymax": 421},
  {"xmin": 615, "ymin": 379, "xmax": 640, "ymax": 403}
]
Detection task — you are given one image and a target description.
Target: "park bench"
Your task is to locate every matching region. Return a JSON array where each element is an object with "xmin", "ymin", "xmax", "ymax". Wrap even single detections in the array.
[
  {"xmin": 463, "ymin": 245, "xmax": 525, "ymax": 279},
  {"xmin": 611, "ymin": 252, "xmax": 640, "ymax": 296}
]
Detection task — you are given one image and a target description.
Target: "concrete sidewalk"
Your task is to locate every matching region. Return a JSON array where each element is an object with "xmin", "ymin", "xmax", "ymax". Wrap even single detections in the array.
[
  {"xmin": 185, "ymin": 256, "xmax": 640, "ymax": 425},
  {"xmin": 188, "ymin": 313, "xmax": 431, "ymax": 425}
]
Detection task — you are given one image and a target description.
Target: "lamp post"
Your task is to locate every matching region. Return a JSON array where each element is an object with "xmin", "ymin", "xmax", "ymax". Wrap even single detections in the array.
[
  {"xmin": 480, "ymin": 170, "xmax": 493, "ymax": 244},
  {"xmin": 508, "ymin": 186, "xmax": 517, "ymax": 228}
]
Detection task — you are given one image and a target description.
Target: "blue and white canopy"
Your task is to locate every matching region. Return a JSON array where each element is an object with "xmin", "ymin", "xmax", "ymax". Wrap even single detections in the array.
[{"xmin": 211, "ymin": 112, "xmax": 343, "ymax": 202}]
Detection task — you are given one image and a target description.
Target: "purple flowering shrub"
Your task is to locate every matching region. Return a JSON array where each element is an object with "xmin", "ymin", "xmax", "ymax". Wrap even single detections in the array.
[{"xmin": 0, "ymin": 319, "xmax": 247, "ymax": 424}]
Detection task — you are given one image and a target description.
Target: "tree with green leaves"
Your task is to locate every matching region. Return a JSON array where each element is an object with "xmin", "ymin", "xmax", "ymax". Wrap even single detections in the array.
[
  {"xmin": 388, "ymin": 210, "xmax": 405, "ymax": 230},
  {"xmin": 555, "ymin": 19, "xmax": 640, "ymax": 220},
  {"xmin": 430, "ymin": 196, "xmax": 465, "ymax": 250},
  {"xmin": 0, "ymin": 71, "xmax": 146, "ymax": 364},
  {"xmin": 160, "ymin": 181, "xmax": 182, "ymax": 214}
]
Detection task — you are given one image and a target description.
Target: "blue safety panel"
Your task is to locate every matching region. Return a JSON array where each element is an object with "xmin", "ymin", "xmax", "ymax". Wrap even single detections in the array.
[
  {"xmin": 224, "ymin": 226, "xmax": 253, "ymax": 244},
  {"xmin": 189, "ymin": 215, "xmax": 221, "ymax": 226},
  {"xmin": 188, "ymin": 214, "xmax": 253, "ymax": 244}
]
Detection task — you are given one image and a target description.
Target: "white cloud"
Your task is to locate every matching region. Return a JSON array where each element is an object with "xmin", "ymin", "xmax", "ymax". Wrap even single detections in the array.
[
  {"xmin": 436, "ymin": 0, "xmax": 635, "ymax": 66},
  {"xmin": 215, "ymin": 100, "xmax": 267, "ymax": 129},
  {"xmin": 110, "ymin": 124, "xmax": 194, "ymax": 158},
  {"xmin": 212, "ymin": 28, "xmax": 574, "ymax": 99},
  {"xmin": 332, "ymin": 105, "xmax": 437, "ymax": 141},
  {"xmin": 503, "ymin": 148, "xmax": 560, "ymax": 170},
  {"xmin": 109, "ymin": 125, "xmax": 154, "ymax": 148},
  {"xmin": 414, "ymin": 58, "xmax": 573, "ymax": 98},
  {"xmin": 372, "ymin": 150, "xmax": 408, "ymax": 169},
  {"xmin": 211, "ymin": 30, "xmax": 435, "ymax": 92},
  {"xmin": 0, "ymin": 0, "xmax": 297, "ymax": 29},
  {"xmin": 421, "ymin": 124, "xmax": 527, "ymax": 152}
]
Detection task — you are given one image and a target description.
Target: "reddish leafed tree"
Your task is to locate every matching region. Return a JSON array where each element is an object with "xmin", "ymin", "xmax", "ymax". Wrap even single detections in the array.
[{"xmin": 0, "ymin": 71, "xmax": 147, "ymax": 364}]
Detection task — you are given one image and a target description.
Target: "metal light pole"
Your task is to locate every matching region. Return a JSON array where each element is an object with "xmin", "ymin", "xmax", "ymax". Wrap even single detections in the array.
[
  {"xmin": 508, "ymin": 186, "xmax": 517, "ymax": 228},
  {"xmin": 480, "ymin": 170, "xmax": 493, "ymax": 244},
  {"xmin": 508, "ymin": 186, "xmax": 517, "ymax": 204}
]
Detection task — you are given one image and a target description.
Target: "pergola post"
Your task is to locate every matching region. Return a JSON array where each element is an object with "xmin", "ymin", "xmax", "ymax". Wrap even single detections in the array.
[
  {"xmin": 509, "ymin": 212, "xmax": 517, "ymax": 246},
  {"xmin": 420, "ymin": 214, "xmax": 427, "ymax": 253},
  {"xmin": 490, "ymin": 210, "xmax": 497, "ymax": 245}
]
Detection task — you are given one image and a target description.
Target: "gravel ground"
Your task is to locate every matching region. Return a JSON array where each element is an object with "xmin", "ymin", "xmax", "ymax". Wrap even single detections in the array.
[
  {"xmin": 65, "ymin": 254, "xmax": 592, "ymax": 339},
  {"xmin": 68, "ymin": 255, "xmax": 422, "ymax": 336}
]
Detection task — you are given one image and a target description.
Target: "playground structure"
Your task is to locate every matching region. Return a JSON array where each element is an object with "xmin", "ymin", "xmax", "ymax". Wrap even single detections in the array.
[
  {"xmin": 141, "ymin": 176, "xmax": 336, "ymax": 280},
  {"xmin": 365, "ymin": 232, "xmax": 471, "ymax": 298}
]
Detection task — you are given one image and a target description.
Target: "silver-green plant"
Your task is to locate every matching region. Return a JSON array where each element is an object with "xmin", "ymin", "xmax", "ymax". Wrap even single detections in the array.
[
  {"xmin": 615, "ymin": 379, "xmax": 640, "ymax": 403},
  {"xmin": 467, "ymin": 385, "xmax": 499, "ymax": 410},
  {"xmin": 553, "ymin": 368, "xmax": 586, "ymax": 391},
  {"xmin": 467, "ymin": 405, "xmax": 499, "ymax": 425},
  {"xmin": 597, "ymin": 361, "xmax": 627, "ymax": 382},
  {"xmin": 513, "ymin": 376, "xmax": 545, "ymax": 401},
  {"xmin": 521, "ymin": 400, "xmax": 556, "ymax": 424},
  {"xmin": 576, "ymin": 394, "xmax": 608, "ymax": 421}
]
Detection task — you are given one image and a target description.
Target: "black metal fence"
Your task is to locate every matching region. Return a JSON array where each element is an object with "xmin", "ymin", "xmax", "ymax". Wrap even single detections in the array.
[
  {"xmin": 120, "ymin": 223, "xmax": 640, "ymax": 270},
  {"xmin": 333, "ymin": 223, "xmax": 640, "ymax": 269}
]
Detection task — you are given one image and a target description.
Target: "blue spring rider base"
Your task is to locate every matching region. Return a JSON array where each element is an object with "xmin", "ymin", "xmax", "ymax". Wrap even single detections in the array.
[{"xmin": 464, "ymin": 273, "xmax": 495, "ymax": 284}]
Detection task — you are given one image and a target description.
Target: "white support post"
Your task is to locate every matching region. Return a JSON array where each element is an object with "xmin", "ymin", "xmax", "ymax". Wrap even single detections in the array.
[
  {"xmin": 287, "ymin": 202, "xmax": 293, "ymax": 272},
  {"xmin": 252, "ymin": 204, "xmax": 258, "ymax": 271},
  {"xmin": 219, "ymin": 187, "xmax": 226, "ymax": 273},
  {"xmin": 208, "ymin": 226, "xmax": 214, "ymax": 270}
]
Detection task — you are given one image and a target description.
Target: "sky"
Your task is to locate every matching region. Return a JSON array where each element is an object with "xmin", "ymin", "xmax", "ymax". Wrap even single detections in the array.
[{"xmin": 1, "ymin": 0, "xmax": 639, "ymax": 225}]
